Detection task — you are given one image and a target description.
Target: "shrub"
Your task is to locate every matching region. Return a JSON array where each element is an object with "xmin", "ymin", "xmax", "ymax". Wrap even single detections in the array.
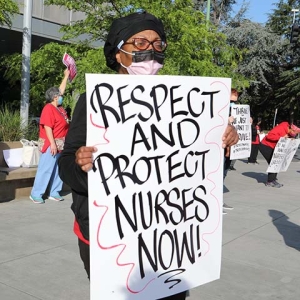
[{"xmin": 0, "ymin": 105, "xmax": 39, "ymax": 141}]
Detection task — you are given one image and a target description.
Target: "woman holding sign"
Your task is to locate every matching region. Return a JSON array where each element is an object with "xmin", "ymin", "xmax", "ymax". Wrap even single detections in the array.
[
  {"xmin": 58, "ymin": 11, "xmax": 238, "ymax": 300},
  {"xmin": 259, "ymin": 122, "xmax": 300, "ymax": 188}
]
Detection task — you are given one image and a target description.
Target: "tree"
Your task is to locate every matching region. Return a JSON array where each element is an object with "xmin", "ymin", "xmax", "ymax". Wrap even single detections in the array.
[
  {"xmin": 1, "ymin": 0, "xmax": 249, "ymax": 114},
  {"xmin": 45, "ymin": 0, "xmax": 247, "ymax": 80},
  {"xmin": 193, "ymin": 0, "xmax": 239, "ymax": 26},
  {"xmin": 267, "ymin": 0, "xmax": 300, "ymax": 124},
  {"xmin": 0, "ymin": 0, "xmax": 19, "ymax": 28},
  {"xmin": 267, "ymin": 0, "xmax": 299, "ymax": 36},
  {"xmin": 1, "ymin": 41, "xmax": 113, "ymax": 115}
]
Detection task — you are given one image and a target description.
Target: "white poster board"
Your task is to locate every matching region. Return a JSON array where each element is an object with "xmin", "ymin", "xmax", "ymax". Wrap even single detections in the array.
[
  {"xmin": 230, "ymin": 104, "xmax": 251, "ymax": 159},
  {"xmin": 3, "ymin": 148, "xmax": 23, "ymax": 167},
  {"xmin": 86, "ymin": 74, "xmax": 231, "ymax": 300},
  {"xmin": 267, "ymin": 137, "xmax": 300, "ymax": 173}
]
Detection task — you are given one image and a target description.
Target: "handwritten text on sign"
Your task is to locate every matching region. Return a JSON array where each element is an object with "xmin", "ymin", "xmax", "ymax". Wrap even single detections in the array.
[
  {"xmin": 230, "ymin": 104, "xmax": 251, "ymax": 159},
  {"xmin": 267, "ymin": 137, "xmax": 300, "ymax": 173},
  {"xmin": 86, "ymin": 74, "xmax": 231, "ymax": 300}
]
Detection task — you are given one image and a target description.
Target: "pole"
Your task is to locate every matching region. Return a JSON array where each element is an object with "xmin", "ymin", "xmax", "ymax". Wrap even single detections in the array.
[
  {"xmin": 292, "ymin": 9, "xmax": 299, "ymax": 24},
  {"xmin": 206, "ymin": 0, "xmax": 211, "ymax": 28},
  {"xmin": 273, "ymin": 108, "xmax": 278, "ymax": 128},
  {"xmin": 20, "ymin": 0, "xmax": 33, "ymax": 129}
]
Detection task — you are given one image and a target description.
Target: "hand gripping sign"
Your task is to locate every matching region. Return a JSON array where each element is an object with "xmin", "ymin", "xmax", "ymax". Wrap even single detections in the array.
[{"xmin": 86, "ymin": 74, "xmax": 231, "ymax": 300}]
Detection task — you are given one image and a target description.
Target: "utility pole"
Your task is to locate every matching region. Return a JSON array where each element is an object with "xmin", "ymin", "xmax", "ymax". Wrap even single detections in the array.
[
  {"xmin": 290, "ymin": 9, "xmax": 300, "ymax": 44},
  {"xmin": 292, "ymin": 8, "xmax": 299, "ymax": 24},
  {"xmin": 20, "ymin": 0, "xmax": 33, "ymax": 129},
  {"xmin": 206, "ymin": 0, "xmax": 211, "ymax": 28}
]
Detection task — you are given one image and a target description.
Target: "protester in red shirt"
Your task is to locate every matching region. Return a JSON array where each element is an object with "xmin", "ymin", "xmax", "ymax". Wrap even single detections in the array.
[
  {"xmin": 259, "ymin": 121, "xmax": 300, "ymax": 187},
  {"xmin": 29, "ymin": 69, "xmax": 70, "ymax": 204}
]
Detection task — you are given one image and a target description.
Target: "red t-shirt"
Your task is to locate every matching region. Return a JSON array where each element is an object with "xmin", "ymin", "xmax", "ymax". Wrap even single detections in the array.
[
  {"xmin": 39, "ymin": 103, "xmax": 69, "ymax": 153},
  {"xmin": 261, "ymin": 122, "xmax": 289, "ymax": 149}
]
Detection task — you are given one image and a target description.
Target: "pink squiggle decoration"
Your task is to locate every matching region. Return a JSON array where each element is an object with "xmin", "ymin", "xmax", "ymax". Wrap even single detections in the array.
[
  {"xmin": 90, "ymin": 114, "xmax": 155, "ymax": 293},
  {"xmin": 93, "ymin": 200, "xmax": 155, "ymax": 294},
  {"xmin": 90, "ymin": 113, "xmax": 110, "ymax": 146},
  {"xmin": 201, "ymin": 81, "xmax": 230, "ymax": 255}
]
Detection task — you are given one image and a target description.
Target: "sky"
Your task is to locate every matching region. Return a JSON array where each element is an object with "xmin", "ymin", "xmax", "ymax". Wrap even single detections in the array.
[{"xmin": 233, "ymin": 0, "xmax": 278, "ymax": 24}]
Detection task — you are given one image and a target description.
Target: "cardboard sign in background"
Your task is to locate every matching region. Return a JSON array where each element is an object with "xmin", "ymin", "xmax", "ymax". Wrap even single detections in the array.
[
  {"xmin": 267, "ymin": 137, "xmax": 300, "ymax": 173},
  {"xmin": 230, "ymin": 104, "xmax": 251, "ymax": 160},
  {"xmin": 86, "ymin": 74, "xmax": 230, "ymax": 300}
]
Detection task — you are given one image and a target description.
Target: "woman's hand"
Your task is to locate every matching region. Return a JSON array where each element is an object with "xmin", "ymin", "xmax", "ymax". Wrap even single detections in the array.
[
  {"xmin": 75, "ymin": 146, "xmax": 98, "ymax": 172},
  {"xmin": 50, "ymin": 142, "xmax": 57, "ymax": 156},
  {"xmin": 228, "ymin": 116, "xmax": 235, "ymax": 124},
  {"xmin": 222, "ymin": 124, "xmax": 239, "ymax": 157}
]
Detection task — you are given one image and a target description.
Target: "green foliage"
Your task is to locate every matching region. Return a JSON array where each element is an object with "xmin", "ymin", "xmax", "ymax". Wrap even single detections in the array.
[
  {"xmin": 0, "ymin": 105, "xmax": 38, "ymax": 141},
  {"xmin": 44, "ymin": 0, "xmax": 247, "ymax": 82},
  {"xmin": 193, "ymin": 0, "xmax": 238, "ymax": 25},
  {"xmin": 1, "ymin": 0, "xmax": 250, "ymax": 118},
  {"xmin": 0, "ymin": 0, "xmax": 19, "ymax": 27},
  {"xmin": 1, "ymin": 42, "xmax": 111, "ymax": 116},
  {"xmin": 267, "ymin": 0, "xmax": 299, "ymax": 36},
  {"xmin": 265, "ymin": 0, "xmax": 300, "ymax": 124}
]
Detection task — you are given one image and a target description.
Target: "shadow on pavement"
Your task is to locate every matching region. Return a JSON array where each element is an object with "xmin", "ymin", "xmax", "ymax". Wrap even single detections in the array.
[
  {"xmin": 223, "ymin": 185, "xmax": 229, "ymax": 193},
  {"xmin": 241, "ymin": 171, "xmax": 267, "ymax": 183},
  {"xmin": 269, "ymin": 209, "xmax": 300, "ymax": 251}
]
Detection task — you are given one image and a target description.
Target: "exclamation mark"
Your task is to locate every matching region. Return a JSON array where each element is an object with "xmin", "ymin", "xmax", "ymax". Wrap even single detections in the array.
[{"xmin": 197, "ymin": 224, "xmax": 201, "ymax": 257}]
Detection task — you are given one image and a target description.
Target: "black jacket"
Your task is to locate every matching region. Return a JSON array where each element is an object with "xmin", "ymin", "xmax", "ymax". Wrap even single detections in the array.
[{"xmin": 58, "ymin": 93, "xmax": 90, "ymax": 240}]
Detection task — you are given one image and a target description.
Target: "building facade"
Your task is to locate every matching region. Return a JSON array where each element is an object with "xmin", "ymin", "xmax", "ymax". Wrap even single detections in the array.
[{"xmin": 0, "ymin": 0, "xmax": 86, "ymax": 56}]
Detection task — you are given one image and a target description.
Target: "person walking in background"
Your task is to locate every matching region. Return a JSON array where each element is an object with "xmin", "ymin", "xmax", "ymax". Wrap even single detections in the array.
[
  {"xmin": 30, "ymin": 69, "xmax": 70, "ymax": 204},
  {"xmin": 259, "ymin": 121, "xmax": 300, "ymax": 188},
  {"xmin": 248, "ymin": 117, "xmax": 260, "ymax": 164},
  {"xmin": 58, "ymin": 11, "xmax": 239, "ymax": 300}
]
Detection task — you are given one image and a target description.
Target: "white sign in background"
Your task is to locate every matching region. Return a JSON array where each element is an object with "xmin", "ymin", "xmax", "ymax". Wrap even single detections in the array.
[
  {"xmin": 86, "ymin": 74, "xmax": 231, "ymax": 300},
  {"xmin": 267, "ymin": 137, "xmax": 300, "ymax": 173},
  {"xmin": 230, "ymin": 104, "xmax": 251, "ymax": 160}
]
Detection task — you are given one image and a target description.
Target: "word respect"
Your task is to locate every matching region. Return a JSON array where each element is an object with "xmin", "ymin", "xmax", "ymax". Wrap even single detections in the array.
[{"xmin": 90, "ymin": 83, "xmax": 220, "ymax": 128}]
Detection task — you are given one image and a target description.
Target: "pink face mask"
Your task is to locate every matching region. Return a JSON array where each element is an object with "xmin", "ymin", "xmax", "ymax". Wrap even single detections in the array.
[
  {"xmin": 122, "ymin": 60, "xmax": 163, "ymax": 75},
  {"xmin": 119, "ymin": 48, "xmax": 164, "ymax": 75}
]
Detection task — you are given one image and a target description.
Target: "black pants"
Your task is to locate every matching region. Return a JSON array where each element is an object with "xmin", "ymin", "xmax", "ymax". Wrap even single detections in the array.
[
  {"xmin": 78, "ymin": 239, "xmax": 186, "ymax": 300},
  {"xmin": 259, "ymin": 143, "xmax": 277, "ymax": 181},
  {"xmin": 248, "ymin": 143, "xmax": 259, "ymax": 163}
]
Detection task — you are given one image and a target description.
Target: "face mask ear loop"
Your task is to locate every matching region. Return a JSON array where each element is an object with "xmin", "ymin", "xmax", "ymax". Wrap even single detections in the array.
[
  {"xmin": 120, "ymin": 61, "xmax": 129, "ymax": 71},
  {"xmin": 119, "ymin": 48, "xmax": 135, "ymax": 56}
]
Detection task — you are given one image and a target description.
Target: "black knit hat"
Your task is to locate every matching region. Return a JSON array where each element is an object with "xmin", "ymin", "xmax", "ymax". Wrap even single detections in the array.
[{"xmin": 104, "ymin": 11, "xmax": 166, "ymax": 71}]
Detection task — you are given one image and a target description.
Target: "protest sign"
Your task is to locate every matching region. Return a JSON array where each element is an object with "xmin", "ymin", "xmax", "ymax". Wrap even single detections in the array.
[
  {"xmin": 230, "ymin": 104, "xmax": 251, "ymax": 159},
  {"xmin": 267, "ymin": 137, "xmax": 300, "ymax": 173},
  {"xmin": 86, "ymin": 74, "xmax": 231, "ymax": 300},
  {"xmin": 62, "ymin": 52, "xmax": 77, "ymax": 82}
]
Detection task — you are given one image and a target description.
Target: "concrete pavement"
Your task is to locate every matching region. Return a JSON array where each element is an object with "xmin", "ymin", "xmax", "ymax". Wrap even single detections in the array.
[{"xmin": 0, "ymin": 153, "xmax": 299, "ymax": 300}]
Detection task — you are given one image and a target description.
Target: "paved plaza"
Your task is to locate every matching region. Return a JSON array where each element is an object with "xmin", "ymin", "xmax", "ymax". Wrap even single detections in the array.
[{"xmin": 0, "ymin": 153, "xmax": 299, "ymax": 300}]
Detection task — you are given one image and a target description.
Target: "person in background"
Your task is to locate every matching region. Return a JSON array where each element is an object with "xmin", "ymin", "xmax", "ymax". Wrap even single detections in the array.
[
  {"xmin": 228, "ymin": 89, "xmax": 239, "ymax": 171},
  {"xmin": 29, "ymin": 68, "xmax": 70, "ymax": 204},
  {"xmin": 248, "ymin": 117, "xmax": 260, "ymax": 164},
  {"xmin": 223, "ymin": 88, "xmax": 239, "ymax": 213},
  {"xmin": 259, "ymin": 121, "xmax": 300, "ymax": 188},
  {"xmin": 256, "ymin": 119, "xmax": 261, "ymax": 135},
  {"xmin": 58, "ymin": 11, "xmax": 239, "ymax": 300}
]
